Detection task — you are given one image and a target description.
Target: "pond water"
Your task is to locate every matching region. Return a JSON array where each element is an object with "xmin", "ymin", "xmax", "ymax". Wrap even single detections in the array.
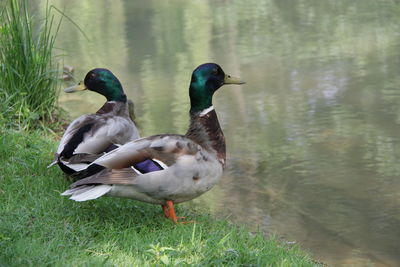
[{"xmin": 39, "ymin": 0, "xmax": 400, "ymax": 265}]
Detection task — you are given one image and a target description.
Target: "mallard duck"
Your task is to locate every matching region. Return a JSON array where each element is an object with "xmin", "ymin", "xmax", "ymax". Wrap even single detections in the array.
[
  {"xmin": 50, "ymin": 68, "xmax": 140, "ymax": 177},
  {"xmin": 62, "ymin": 63, "xmax": 244, "ymax": 223}
]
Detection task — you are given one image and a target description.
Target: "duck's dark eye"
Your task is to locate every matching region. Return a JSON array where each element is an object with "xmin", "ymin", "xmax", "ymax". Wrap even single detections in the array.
[
  {"xmin": 90, "ymin": 73, "xmax": 96, "ymax": 78},
  {"xmin": 211, "ymin": 68, "xmax": 218, "ymax": 75}
]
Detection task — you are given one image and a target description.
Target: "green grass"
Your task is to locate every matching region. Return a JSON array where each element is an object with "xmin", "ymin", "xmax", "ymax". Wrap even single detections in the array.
[
  {"xmin": 0, "ymin": 0, "xmax": 61, "ymax": 129},
  {"xmin": 0, "ymin": 128, "xmax": 321, "ymax": 266}
]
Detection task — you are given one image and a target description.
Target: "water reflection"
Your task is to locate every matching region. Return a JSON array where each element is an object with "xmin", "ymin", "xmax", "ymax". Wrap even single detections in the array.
[{"xmin": 39, "ymin": 0, "xmax": 400, "ymax": 265}]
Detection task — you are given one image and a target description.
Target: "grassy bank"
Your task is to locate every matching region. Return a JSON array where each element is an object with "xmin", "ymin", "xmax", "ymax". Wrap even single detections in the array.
[{"xmin": 0, "ymin": 129, "xmax": 321, "ymax": 266}]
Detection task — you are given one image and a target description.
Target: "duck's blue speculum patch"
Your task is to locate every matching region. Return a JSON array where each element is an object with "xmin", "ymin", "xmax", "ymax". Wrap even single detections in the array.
[{"xmin": 133, "ymin": 159, "xmax": 164, "ymax": 173}]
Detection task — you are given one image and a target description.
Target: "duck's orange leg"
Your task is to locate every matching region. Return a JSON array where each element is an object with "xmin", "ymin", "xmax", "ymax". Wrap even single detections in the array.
[
  {"xmin": 162, "ymin": 200, "xmax": 178, "ymax": 223},
  {"xmin": 161, "ymin": 200, "xmax": 193, "ymax": 223}
]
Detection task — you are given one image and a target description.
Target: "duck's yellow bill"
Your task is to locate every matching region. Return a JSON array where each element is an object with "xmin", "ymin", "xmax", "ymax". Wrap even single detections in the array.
[
  {"xmin": 224, "ymin": 74, "xmax": 245, "ymax": 85},
  {"xmin": 64, "ymin": 81, "xmax": 87, "ymax": 93}
]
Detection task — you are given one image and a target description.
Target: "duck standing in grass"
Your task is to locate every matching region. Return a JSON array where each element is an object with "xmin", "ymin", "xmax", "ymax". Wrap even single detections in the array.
[
  {"xmin": 50, "ymin": 68, "xmax": 140, "ymax": 178},
  {"xmin": 62, "ymin": 63, "xmax": 244, "ymax": 223}
]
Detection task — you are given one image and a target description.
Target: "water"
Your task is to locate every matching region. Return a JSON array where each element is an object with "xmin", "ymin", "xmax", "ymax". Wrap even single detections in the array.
[{"xmin": 40, "ymin": 0, "xmax": 400, "ymax": 265}]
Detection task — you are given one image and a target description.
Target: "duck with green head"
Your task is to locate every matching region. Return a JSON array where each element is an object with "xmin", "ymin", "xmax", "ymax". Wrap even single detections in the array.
[
  {"xmin": 50, "ymin": 68, "xmax": 140, "ymax": 177},
  {"xmin": 62, "ymin": 63, "xmax": 244, "ymax": 223}
]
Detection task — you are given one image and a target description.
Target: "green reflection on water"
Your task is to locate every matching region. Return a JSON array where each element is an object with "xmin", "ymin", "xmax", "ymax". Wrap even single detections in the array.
[{"xmin": 36, "ymin": 0, "xmax": 400, "ymax": 265}]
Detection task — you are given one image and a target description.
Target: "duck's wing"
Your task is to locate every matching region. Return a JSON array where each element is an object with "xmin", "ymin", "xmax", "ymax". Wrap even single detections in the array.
[
  {"xmin": 47, "ymin": 115, "xmax": 98, "ymax": 169},
  {"xmin": 70, "ymin": 134, "xmax": 201, "ymax": 183},
  {"xmin": 56, "ymin": 114, "xmax": 102, "ymax": 158},
  {"xmin": 50, "ymin": 114, "xmax": 120, "ymax": 174},
  {"xmin": 57, "ymin": 114, "xmax": 138, "ymax": 158},
  {"xmin": 92, "ymin": 134, "xmax": 200, "ymax": 168},
  {"xmin": 70, "ymin": 168, "xmax": 135, "ymax": 186}
]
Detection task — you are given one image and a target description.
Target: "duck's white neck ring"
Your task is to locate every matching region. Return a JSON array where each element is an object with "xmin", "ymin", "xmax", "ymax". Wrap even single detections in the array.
[{"xmin": 199, "ymin": 106, "xmax": 214, "ymax": 117}]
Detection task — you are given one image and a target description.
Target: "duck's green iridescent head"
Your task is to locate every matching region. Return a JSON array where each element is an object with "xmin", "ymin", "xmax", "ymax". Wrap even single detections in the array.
[
  {"xmin": 189, "ymin": 63, "xmax": 245, "ymax": 113},
  {"xmin": 64, "ymin": 68, "xmax": 127, "ymax": 102}
]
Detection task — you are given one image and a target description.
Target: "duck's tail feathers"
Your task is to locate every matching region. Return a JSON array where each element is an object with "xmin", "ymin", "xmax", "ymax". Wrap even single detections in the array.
[
  {"xmin": 61, "ymin": 184, "xmax": 112, "ymax": 202},
  {"xmin": 47, "ymin": 160, "xmax": 58, "ymax": 168},
  {"xmin": 64, "ymin": 162, "xmax": 90, "ymax": 172},
  {"xmin": 105, "ymin": 143, "xmax": 121, "ymax": 152},
  {"xmin": 71, "ymin": 163, "xmax": 105, "ymax": 180},
  {"xmin": 48, "ymin": 153, "xmax": 60, "ymax": 168}
]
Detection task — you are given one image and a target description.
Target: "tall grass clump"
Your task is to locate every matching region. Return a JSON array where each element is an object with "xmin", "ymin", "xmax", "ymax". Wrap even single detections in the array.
[{"xmin": 0, "ymin": 0, "xmax": 61, "ymax": 129}]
